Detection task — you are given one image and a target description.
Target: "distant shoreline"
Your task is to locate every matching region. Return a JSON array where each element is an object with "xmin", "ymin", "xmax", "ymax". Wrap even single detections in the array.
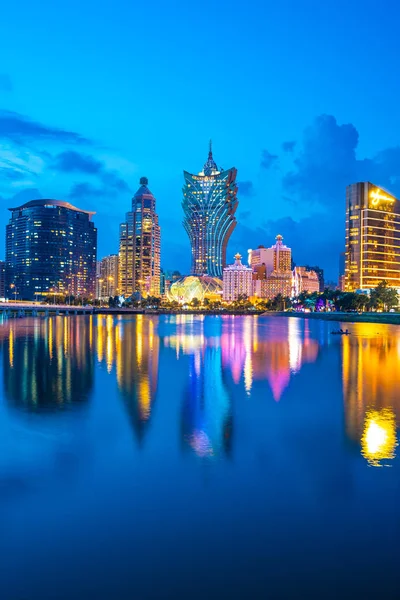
[{"xmin": 269, "ymin": 311, "xmax": 400, "ymax": 325}]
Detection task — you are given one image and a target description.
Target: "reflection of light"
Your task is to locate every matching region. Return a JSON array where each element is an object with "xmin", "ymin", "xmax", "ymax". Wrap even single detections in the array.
[
  {"xmin": 49, "ymin": 317, "xmax": 53, "ymax": 360},
  {"xmin": 288, "ymin": 317, "xmax": 302, "ymax": 373},
  {"xmin": 189, "ymin": 430, "xmax": 213, "ymax": 457},
  {"xmin": 243, "ymin": 318, "xmax": 253, "ymax": 395},
  {"xmin": 361, "ymin": 408, "xmax": 397, "ymax": 467},
  {"xmin": 106, "ymin": 315, "xmax": 114, "ymax": 373},
  {"xmin": 9, "ymin": 327, "xmax": 14, "ymax": 368}
]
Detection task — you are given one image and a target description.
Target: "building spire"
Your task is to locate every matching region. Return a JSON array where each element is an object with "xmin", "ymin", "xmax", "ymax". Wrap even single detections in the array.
[{"xmin": 203, "ymin": 139, "xmax": 218, "ymax": 175}]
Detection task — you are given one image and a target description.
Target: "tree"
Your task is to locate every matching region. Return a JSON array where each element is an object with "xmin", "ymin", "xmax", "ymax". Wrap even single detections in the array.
[
  {"xmin": 369, "ymin": 281, "xmax": 399, "ymax": 311},
  {"xmin": 191, "ymin": 297, "xmax": 200, "ymax": 308}
]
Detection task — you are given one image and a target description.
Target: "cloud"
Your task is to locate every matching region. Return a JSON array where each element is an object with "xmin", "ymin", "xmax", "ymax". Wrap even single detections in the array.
[
  {"xmin": 283, "ymin": 114, "xmax": 359, "ymax": 205},
  {"xmin": 52, "ymin": 151, "xmax": 102, "ymax": 174},
  {"xmin": 0, "ymin": 74, "xmax": 12, "ymax": 92},
  {"xmin": 0, "ymin": 167, "xmax": 34, "ymax": 182},
  {"xmin": 238, "ymin": 180, "xmax": 255, "ymax": 197},
  {"xmin": 282, "ymin": 141, "xmax": 296, "ymax": 153},
  {"xmin": 239, "ymin": 210, "xmax": 251, "ymax": 220},
  {"xmin": 0, "ymin": 110, "xmax": 89, "ymax": 146},
  {"xmin": 260, "ymin": 149, "xmax": 278, "ymax": 170}
]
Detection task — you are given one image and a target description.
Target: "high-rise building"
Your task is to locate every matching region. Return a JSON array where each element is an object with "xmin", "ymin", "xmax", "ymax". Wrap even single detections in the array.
[
  {"xmin": 344, "ymin": 182, "xmax": 400, "ymax": 291},
  {"xmin": 0, "ymin": 260, "xmax": 5, "ymax": 298},
  {"xmin": 119, "ymin": 178, "xmax": 161, "ymax": 298},
  {"xmin": 96, "ymin": 254, "xmax": 119, "ymax": 299},
  {"xmin": 223, "ymin": 253, "xmax": 253, "ymax": 301},
  {"xmin": 251, "ymin": 235, "xmax": 292, "ymax": 299},
  {"xmin": 182, "ymin": 143, "xmax": 238, "ymax": 278},
  {"xmin": 5, "ymin": 199, "xmax": 97, "ymax": 300}
]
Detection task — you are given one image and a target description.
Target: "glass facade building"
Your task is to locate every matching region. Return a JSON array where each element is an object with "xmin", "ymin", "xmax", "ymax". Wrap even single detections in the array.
[
  {"xmin": 182, "ymin": 144, "xmax": 238, "ymax": 278},
  {"xmin": 344, "ymin": 182, "xmax": 400, "ymax": 291},
  {"xmin": 5, "ymin": 199, "xmax": 97, "ymax": 300},
  {"xmin": 119, "ymin": 178, "xmax": 161, "ymax": 298}
]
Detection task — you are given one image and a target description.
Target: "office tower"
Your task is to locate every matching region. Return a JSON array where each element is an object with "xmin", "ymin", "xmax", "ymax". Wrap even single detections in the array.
[
  {"xmin": 292, "ymin": 267, "xmax": 320, "ymax": 296},
  {"xmin": 223, "ymin": 253, "xmax": 253, "ymax": 301},
  {"xmin": 96, "ymin": 254, "xmax": 119, "ymax": 299},
  {"xmin": 118, "ymin": 178, "xmax": 161, "ymax": 298},
  {"xmin": 5, "ymin": 199, "xmax": 97, "ymax": 300},
  {"xmin": 182, "ymin": 142, "xmax": 238, "ymax": 278},
  {"xmin": 118, "ymin": 211, "xmax": 134, "ymax": 297},
  {"xmin": 251, "ymin": 235, "xmax": 292, "ymax": 299},
  {"xmin": 0, "ymin": 261, "xmax": 5, "ymax": 298},
  {"xmin": 344, "ymin": 182, "xmax": 400, "ymax": 291}
]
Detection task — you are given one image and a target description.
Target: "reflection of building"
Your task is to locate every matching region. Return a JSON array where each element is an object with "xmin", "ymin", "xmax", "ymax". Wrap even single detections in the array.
[
  {"xmin": 344, "ymin": 182, "xmax": 400, "ymax": 291},
  {"xmin": 119, "ymin": 178, "xmax": 161, "ymax": 298},
  {"xmin": 221, "ymin": 316, "xmax": 319, "ymax": 400},
  {"xmin": 223, "ymin": 253, "xmax": 253, "ymax": 301},
  {"xmin": 113, "ymin": 315, "xmax": 159, "ymax": 442},
  {"xmin": 182, "ymin": 143, "xmax": 238, "ymax": 278},
  {"xmin": 1, "ymin": 317, "xmax": 94, "ymax": 410},
  {"xmin": 5, "ymin": 199, "xmax": 97, "ymax": 300},
  {"xmin": 252, "ymin": 235, "xmax": 292, "ymax": 299},
  {"xmin": 167, "ymin": 275, "xmax": 222, "ymax": 304},
  {"xmin": 96, "ymin": 254, "xmax": 119, "ymax": 299},
  {"xmin": 342, "ymin": 324, "xmax": 400, "ymax": 466},
  {"xmin": 181, "ymin": 347, "xmax": 233, "ymax": 458},
  {"xmin": 292, "ymin": 267, "xmax": 320, "ymax": 296}
]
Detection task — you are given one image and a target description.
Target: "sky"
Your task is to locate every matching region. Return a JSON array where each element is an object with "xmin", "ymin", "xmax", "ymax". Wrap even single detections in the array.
[{"xmin": 1, "ymin": 0, "xmax": 400, "ymax": 280}]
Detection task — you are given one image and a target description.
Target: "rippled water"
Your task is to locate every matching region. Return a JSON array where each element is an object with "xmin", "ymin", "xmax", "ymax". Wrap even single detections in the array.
[{"xmin": 0, "ymin": 314, "xmax": 400, "ymax": 599}]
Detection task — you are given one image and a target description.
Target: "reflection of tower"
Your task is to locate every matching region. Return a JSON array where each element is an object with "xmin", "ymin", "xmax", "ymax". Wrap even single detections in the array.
[
  {"xmin": 342, "ymin": 325, "xmax": 400, "ymax": 466},
  {"xmin": 116, "ymin": 316, "xmax": 159, "ymax": 443},
  {"xmin": 1, "ymin": 317, "xmax": 94, "ymax": 411},
  {"xmin": 181, "ymin": 345, "xmax": 233, "ymax": 458}
]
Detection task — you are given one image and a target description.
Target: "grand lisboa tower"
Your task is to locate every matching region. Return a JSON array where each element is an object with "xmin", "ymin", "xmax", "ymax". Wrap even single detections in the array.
[{"xmin": 182, "ymin": 143, "xmax": 238, "ymax": 278}]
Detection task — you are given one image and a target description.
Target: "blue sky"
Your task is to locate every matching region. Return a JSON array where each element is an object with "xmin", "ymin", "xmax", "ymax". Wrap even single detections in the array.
[{"xmin": 1, "ymin": 0, "xmax": 400, "ymax": 280}]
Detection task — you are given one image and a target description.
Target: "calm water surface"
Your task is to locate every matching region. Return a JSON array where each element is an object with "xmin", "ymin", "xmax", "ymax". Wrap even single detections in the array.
[{"xmin": 0, "ymin": 314, "xmax": 399, "ymax": 599}]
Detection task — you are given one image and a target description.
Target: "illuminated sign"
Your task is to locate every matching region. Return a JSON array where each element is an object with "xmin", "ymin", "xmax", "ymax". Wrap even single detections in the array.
[{"xmin": 369, "ymin": 188, "xmax": 395, "ymax": 207}]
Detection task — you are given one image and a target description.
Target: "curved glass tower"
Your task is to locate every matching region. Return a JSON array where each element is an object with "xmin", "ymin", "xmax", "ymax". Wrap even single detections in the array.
[{"xmin": 182, "ymin": 144, "xmax": 238, "ymax": 278}]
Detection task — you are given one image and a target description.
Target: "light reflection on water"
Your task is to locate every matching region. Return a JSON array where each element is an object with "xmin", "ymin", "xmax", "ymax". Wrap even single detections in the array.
[{"xmin": 0, "ymin": 314, "xmax": 400, "ymax": 597}]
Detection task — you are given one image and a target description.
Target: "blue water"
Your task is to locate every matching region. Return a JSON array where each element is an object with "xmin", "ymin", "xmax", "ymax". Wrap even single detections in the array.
[{"xmin": 0, "ymin": 314, "xmax": 399, "ymax": 599}]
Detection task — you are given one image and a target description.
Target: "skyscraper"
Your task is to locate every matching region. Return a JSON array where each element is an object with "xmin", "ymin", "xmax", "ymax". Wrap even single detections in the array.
[
  {"xmin": 182, "ymin": 143, "xmax": 238, "ymax": 278},
  {"xmin": 344, "ymin": 182, "xmax": 400, "ymax": 291},
  {"xmin": 96, "ymin": 254, "xmax": 119, "ymax": 300},
  {"xmin": 5, "ymin": 199, "xmax": 97, "ymax": 300},
  {"xmin": 119, "ymin": 178, "xmax": 161, "ymax": 298}
]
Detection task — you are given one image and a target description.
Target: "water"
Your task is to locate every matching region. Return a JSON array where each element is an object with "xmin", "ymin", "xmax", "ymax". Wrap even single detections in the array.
[{"xmin": 0, "ymin": 313, "xmax": 399, "ymax": 599}]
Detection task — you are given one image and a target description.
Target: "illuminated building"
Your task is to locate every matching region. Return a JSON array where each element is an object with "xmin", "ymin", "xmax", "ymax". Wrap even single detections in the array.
[
  {"xmin": 167, "ymin": 275, "xmax": 222, "ymax": 304},
  {"xmin": 5, "ymin": 199, "xmax": 97, "ymax": 300},
  {"xmin": 119, "ymin": 177, "xmax": 161, "ymax": 298},
  {"xmin": 251, "ymin": 235, "xmax": 292, "ymax": 299},
  {"xmin": 344, "ymin": 182, "xmax": 400, "ymax": 291},
  {"xmin": 292, "ymin": 266, "xmax": 320, "ymax": 296},
  {"xmin": 223, "ymin": 253, "xmax": 253, "ymax": 301},
  {"xmin": 118, "ymin": 210, "xmax": 134, "ymax": 297},
  {"xmin": 0, "ymin": 260, "xmax": 5, "ymax": 298},
  {"xmin": 182, "ymin": 142, "xmax": 238, "ymax": 278},
  {"xmin": 96, "ymin": 254, "xmax": 119, "ymax": 300}
]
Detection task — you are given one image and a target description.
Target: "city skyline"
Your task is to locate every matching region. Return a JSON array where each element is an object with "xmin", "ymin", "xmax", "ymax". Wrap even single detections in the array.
[{"xmin": 2, "ymin": 1, "xmax": 400, "ymax": 280}]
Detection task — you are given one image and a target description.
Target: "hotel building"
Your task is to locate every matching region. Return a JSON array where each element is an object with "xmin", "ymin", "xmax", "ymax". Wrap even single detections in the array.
[
  {"xmin": 119, "ymin": 178, "xmax": 161, "ymax": 298},
  {"xmin": 251, "ymin": 235, "xmax": 292, "ymax": 299},
  {"xmin": 182, "ymin": 143, "xmax": 238, "ymax": 278},
  {"xmin": 344, "ymin": 182, "xmax": 400, "ymax": 291},
  {"xmin": 292, "ymin": 267, "xmax": 320, "ymax": 296},
  {"xmin": 5, "ymin": 199, "xmax": 97, "ymax": 300},
  {"xmin": 223, "ymin": 253, "xmax": 253, "ymax": 301}
]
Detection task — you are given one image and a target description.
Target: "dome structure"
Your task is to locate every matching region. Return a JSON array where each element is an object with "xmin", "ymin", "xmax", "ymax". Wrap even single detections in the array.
[{"xmin": 167, "ymin": 275, "xmax": 223, "ymax": 304}]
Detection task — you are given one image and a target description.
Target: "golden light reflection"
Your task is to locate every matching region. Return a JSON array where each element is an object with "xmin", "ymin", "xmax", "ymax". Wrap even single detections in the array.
[
  {"xmin": 361, "ymin": 409, "xmax": 397, "ymax": 467},
  {"xmin": 9, "ymin": 327, "xmax": 14, "ymax": 368}
]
